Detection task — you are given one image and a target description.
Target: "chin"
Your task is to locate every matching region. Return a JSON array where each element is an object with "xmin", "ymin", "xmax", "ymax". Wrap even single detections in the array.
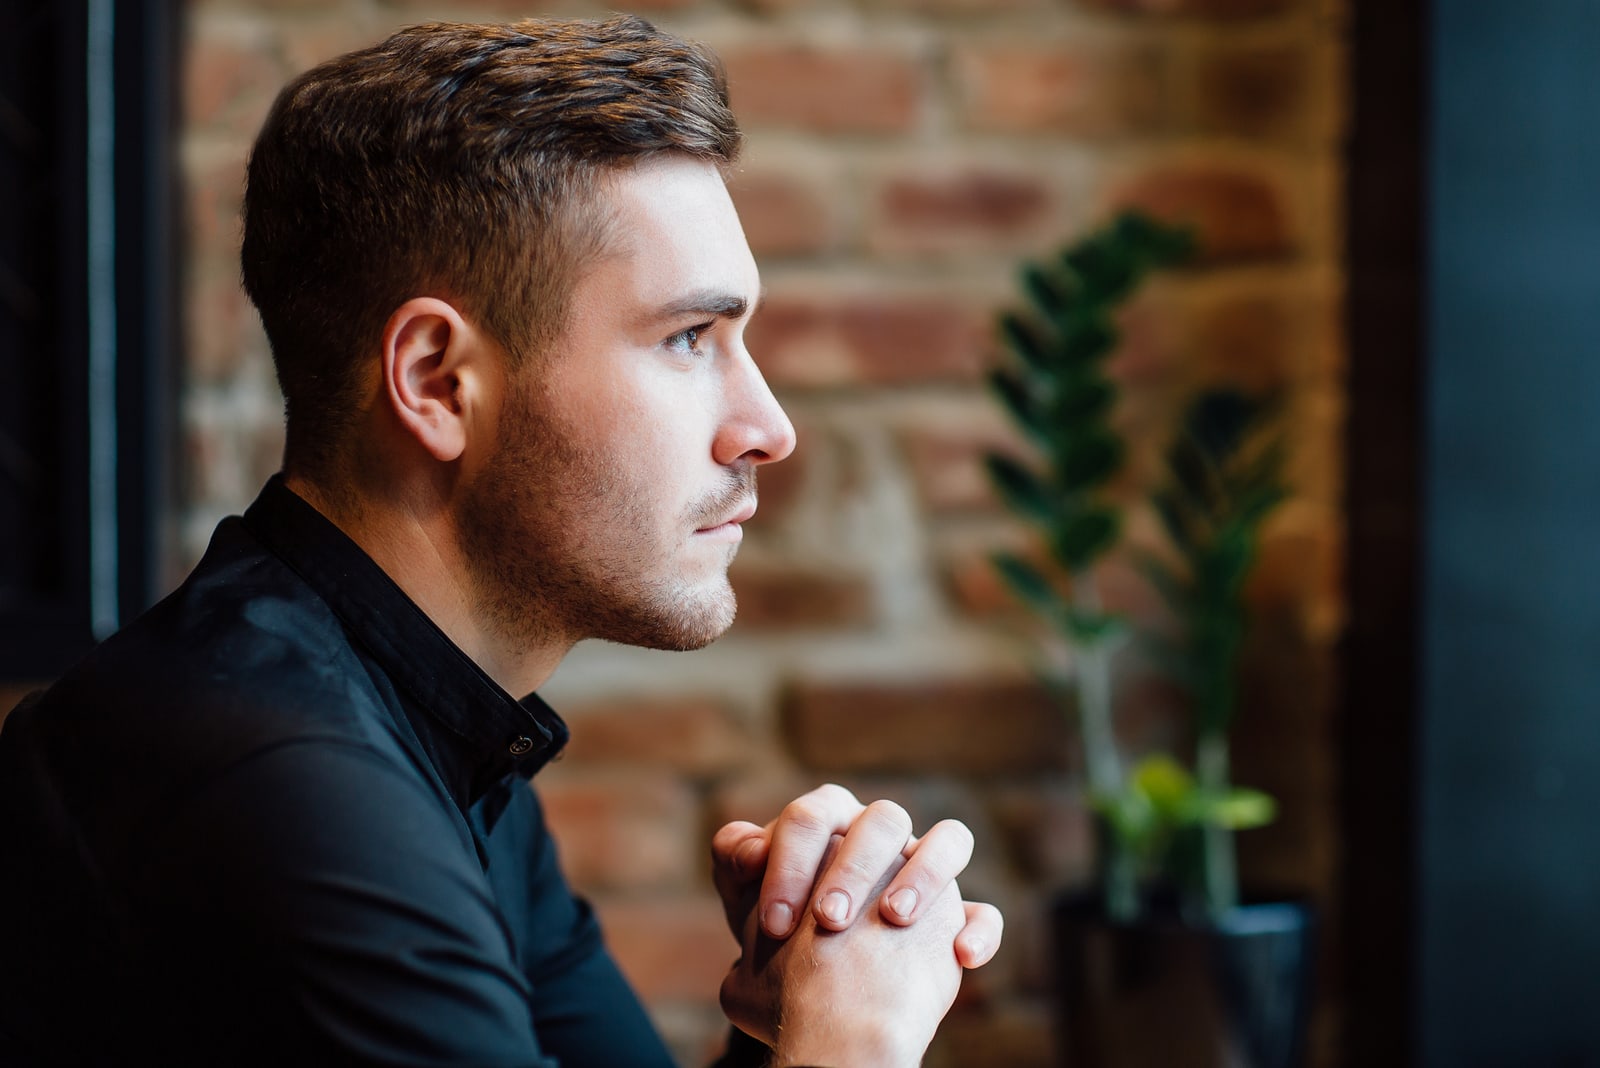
[{"xmin": 598, "ymin": 582, "xmax": 737, "ymax": 652}]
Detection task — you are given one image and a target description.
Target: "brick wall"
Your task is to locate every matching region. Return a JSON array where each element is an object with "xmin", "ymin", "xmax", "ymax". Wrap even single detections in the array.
[{"xmin": 180, "ymin": 1, "xmax": 1348, "ymax": 1064}]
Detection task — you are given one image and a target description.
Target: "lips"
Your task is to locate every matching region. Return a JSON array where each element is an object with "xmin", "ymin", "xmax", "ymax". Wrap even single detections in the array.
[{"xmin": 697, "ymin": 499, "xmax": 756, "ymax": 533}]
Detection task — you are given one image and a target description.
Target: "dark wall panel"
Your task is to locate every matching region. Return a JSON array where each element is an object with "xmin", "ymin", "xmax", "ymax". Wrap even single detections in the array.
[{"xmin": 1421, "ymin": 3, "xmax": 1600, "ymax": 1064}]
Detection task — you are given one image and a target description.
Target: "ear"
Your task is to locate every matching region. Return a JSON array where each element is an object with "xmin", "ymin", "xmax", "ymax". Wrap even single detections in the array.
[{"xmin": 380, "ymin": 297, "xmax": 486, "ymax": 463}]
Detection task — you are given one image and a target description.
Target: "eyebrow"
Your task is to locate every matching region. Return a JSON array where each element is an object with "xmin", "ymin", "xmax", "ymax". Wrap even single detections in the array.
[{"xmin": 654, "ymin": 286, "xmax": 766, "ymax": 323}]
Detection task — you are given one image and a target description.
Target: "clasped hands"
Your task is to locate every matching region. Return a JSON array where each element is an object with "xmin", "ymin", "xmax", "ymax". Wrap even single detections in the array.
[{"xmin": 711, "ymin": 784, "xmax": 1004, "ymax": 1067}]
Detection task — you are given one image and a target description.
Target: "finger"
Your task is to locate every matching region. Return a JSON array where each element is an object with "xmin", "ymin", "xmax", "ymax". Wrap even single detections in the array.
[
  {"xmin": 955, "ymin": 900, "xmax": 1004, "ymax": 969},
  {"xmin": 710, "ymin": 821, "xmax": 770, "ymax": 938},
  {"xmin": 809, "ymin": 798, "xmax": 915, "ymax": 931},
  {"xmin": 874, "ymin": 818, "xmax": 975, "ymax": 927},
  {"xmin": 758, "ymin": 784, "xmax": 865, "ymax": 938},
  {"xmin": 711, "ymin": 820, "xmax": 770, "ymax": 885}
]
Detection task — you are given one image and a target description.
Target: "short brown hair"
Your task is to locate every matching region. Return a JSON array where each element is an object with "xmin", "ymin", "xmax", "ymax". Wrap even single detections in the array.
[{"xmin": 241, "ymin": 16, "xmax": 741, "ymax": 480}]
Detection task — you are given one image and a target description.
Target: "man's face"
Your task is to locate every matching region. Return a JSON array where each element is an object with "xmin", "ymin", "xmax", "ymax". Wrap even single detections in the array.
[{"xmin": 460, "ymin": 155, "xmax": 794, "ymax": 654}]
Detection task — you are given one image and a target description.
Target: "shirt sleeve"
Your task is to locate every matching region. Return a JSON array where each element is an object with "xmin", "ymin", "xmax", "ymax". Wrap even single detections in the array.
[{"xmin": 134, "ymin": 739, "xmax": 555, "ymax": 1067}]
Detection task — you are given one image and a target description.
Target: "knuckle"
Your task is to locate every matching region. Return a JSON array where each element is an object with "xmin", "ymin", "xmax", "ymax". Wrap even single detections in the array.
[
  {"xmin": 865, "ymin": 799, "xmax": 913, "ymax": 837},
  {"xmin": 832, "ymin": 850, "xmax": 881, "ymax": 886},
  {"xmin": 780, "ymin": 798, "xmax": 833, "ymax": 839},
  {"xmin": 811, "ymin": 782, "xmax": 861, "ymax": 813}
]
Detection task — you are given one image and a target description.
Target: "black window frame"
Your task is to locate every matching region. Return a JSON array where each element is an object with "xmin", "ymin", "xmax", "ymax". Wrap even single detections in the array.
[{"xmin": 0, "ymin": 1, "xmax": 176, "ymax": 680}]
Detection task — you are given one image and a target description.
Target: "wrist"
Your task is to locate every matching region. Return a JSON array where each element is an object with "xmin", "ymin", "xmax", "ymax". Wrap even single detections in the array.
[{"xmin": 768, "ymin": 1021, "xmax": 923, "ymax": 1068}]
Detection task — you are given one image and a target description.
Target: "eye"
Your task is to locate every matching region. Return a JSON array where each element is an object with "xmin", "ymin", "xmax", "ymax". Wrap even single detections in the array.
[{"xmin": 665, "ymin": 322, "xmax": 713, "ymax": 357}]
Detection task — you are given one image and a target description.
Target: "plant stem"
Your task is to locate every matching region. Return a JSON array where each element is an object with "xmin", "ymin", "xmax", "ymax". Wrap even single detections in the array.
[
  {"xmin": 1072, "ymin": 576, "xmax": 1137, "ymax": 921},
  {"xmin": 1196, "ymin": 732, "xmax": 1238, "ymax": 919}
]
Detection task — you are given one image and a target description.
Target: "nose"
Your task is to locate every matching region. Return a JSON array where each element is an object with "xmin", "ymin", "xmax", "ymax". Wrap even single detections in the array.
[{"xmin": 713, "ymin": 349, "xmax": 796, "ymax": 468}]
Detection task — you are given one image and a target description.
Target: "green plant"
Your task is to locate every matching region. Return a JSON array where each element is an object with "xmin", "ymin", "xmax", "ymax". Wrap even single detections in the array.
[
  {"xmin": 981, "ymin": 212, "xmax": 1191, "ymax": 921},
  {"xmin": 984, "ymin": 214, "xmax": 1288, "ymax": 925},
  {"xmin": 1141, "ymin": 387, "xmax": 1285, "ymax": 921}
]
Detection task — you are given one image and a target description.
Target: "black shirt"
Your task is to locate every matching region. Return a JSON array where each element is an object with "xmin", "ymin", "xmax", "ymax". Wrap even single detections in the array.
[{"xmin": 0, "ymin": 478, "xmax": 750, "ymax": 1066}]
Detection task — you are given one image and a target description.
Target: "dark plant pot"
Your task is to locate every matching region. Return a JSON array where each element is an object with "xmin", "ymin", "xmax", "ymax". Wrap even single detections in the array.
[{"xmin": 1051, "ymin": 893, "xmax": 1316, "ymax": 1068}]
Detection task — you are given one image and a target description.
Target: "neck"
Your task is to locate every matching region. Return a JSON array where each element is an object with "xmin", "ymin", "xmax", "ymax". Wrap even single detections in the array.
[{"xmin": 282, "ymin": 471, "xmax": 571, "ymax": 697}]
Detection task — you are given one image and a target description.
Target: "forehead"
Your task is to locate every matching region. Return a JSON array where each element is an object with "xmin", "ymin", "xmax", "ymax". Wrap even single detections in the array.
[{"xmin": 576, "ymin": 156, "xmax": 760, "ymax": 315}]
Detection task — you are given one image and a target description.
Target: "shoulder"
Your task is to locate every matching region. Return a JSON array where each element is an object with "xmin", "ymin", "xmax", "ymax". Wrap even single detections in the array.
[{"xmin": 5, "ymin": 516, "xmax": 417, "ymax": 879}]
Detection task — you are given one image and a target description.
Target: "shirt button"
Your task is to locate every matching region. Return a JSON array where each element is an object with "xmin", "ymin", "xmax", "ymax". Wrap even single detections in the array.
[{"xmin": 508, "ymin": 735, "xmax": 535, "ymax": 757}]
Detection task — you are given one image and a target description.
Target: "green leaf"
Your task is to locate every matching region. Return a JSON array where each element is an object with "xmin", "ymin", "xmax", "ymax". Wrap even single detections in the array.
[
  {"xmin": 1092, "ymin": 786, "xmax": 1158, "ymax": 845},
  {"xmin": 1063, "ymin": 609, "xmax": 1124, "ymax": 644},
  {"xmin": 984, "ymin": 454, "xmax": 1054, "ymax": 524},
  {"xmin": 1151, "ymin": 487, "xmax": 1197, "ymax": 554},
  {"xmin": 1133, "ymin": 754, "xmax": 1194, "ymax": 821},
  {"xmin": 1054, "ymin": 374, "xmax": 1117, "ymax": 426},
  {"xmin": 990, "ymin": 551, "xmax": 1061, "ymax": 616},
  {"xmin": 1059, "ymin": 314, "xmax": 1118, "ymax": 365},
  {"xmin": 998, "ymin": 312, "xmax": 1056, "ymax": 373},
  {"xmin": 1021, "ymin": 264, "xmax": 1076, "ymax": 322},
  {"xmin": 1134, "ymin": 549, "xmax": 1187, "ymax": 612},
  {"xmin": 987, "ymin": 368, "xmax": 1051, "ymax": 443},
  {"xmin": 1180, "ymin": 787, "xmax": 1277, "ymax": 830},
  {"xmin": 1066, "ymin": 240, "xmax": 1137, "ymax": 305},
  {"xmin": 1050, "ymin": 508, "xmax": 1120, "ymax": 571},
  {"xmin": 1056, "ymin": 432, "xmax": 1124, "ymax": 493},
  {"xmin": 1115, "ymin": 212, "xmax": 1196, "ymax": 266}
]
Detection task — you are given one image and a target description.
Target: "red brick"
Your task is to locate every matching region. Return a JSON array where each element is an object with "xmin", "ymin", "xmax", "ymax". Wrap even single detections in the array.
[
  {"xmin": 734, "ymin": 0, "xmax": 825, "ymax": 13},
  {"xmin": 1282, "ymin": 390, "xmax": 1343, "ymax": 509},
  {"xmin": 781, "ymin": 677, "xmax": 1075, "ymax": 774},
  {"xmin": 1188, "ymin": 291, "xmax": 1302, "ymax": 388},
  {"xmin": 280, "ymin": 21, "xmax": 394, "ymax": 77},
  {"xmin": 250, "ymin": 421, "xmax": 287, "ymax": 488},
  {"xmin": 899, "ymin": 421, "xmax": 1019, "ymax": 516},
  {"xmin": 556, "ymin": 698, "xmax": 755, "ymax": 774},
  {"xmin": 708, "ymin": 772, "xmax": 827, "ymax": 832},
  {"xmin": 383, "ymin": 0, "xmax": 703, "ymax": 10},
  {"xmin": 1175, "ymin": 39, "xmax": 1315, "ymax": 141},
  {"xmin": 988, "ymin": 783, "xmax": 1095, "ymax": 884},
  {"xmin": 1076, "ymin": 0, "xmax": 1292, "ymax": 16},
  {"xmin": 729, "ymin": 562, "xmax": 874, "ymax": 630},
  {"xmin": 728, "ymin": 171, "xmax": 837, "ymax": 259},
  {"xmin": 926, "ymin": 1003, "xmax": 1056, "ymax": 1068},
  {"xmin": 233, "ymin": 0, "xmax": 346, "ymax": 9},
  {"xmin": 1245, "ymin": 514, "xmax": 1342, "ymax": 623},
  {"xmin": 748, "ymin": 292, "xmax": 993, "ymax": 389},
  {"xmin": 1115, "ymin": 287, "xmax": 1303, "ymax": 391},
  {"xmin": 868, "ymin": 169, "xmax": 1057, "ymax": 258},
  {"xmin": 941, "ymin": 544, "xmax": 1165, "ymax": 626},
  {"xmin": 869, "ymin": 0, "xmax": 1046, "ymax": 11},
  {"xmin": 751, "ymin": 431, "xmax": 807, "ymax": 526},
  {"xmin": 181, "ymin": 414, "xmax": 285, "ymax": 517},
  {"xmin": 184, "ymin": 272, "xmax": 257, "ymax": 385},
  {"xmin": 954, "ymin": 41, "xmax": 1164, "ymax": 137},
  {"xmin": 1110, "ymin": 670, "xmax": 1191, "ymax": 754},
  {"xmin": 592, "ymin": 896, "xmax": 736, "ymax": 1002},
  {"xmin": 721, "ymin": 45, "xmax": 922, "ymax": 134},
  {"xmin": 1110, "ymin": 162, "xmax": 1295, "ymax": 262},
  {"xmin": 187, "ymin": 156, "xmax": 245, "ymax": 250},
  {"xmin": 183, "ymin": 30, "xmax": 282, "ymax": 135},
  {"xmin": 537, "ymin": 772, "xmax": 699, "ymax": 891}
]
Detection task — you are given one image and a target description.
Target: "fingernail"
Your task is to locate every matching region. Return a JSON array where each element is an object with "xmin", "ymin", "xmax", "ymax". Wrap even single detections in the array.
[
  {"xmin": 962, "ymin": 936, "xmax": 986, "ymax": 963},
  {"xmin": 819, "ymin": 891, "xmax": 850, "ymax": 924},
  {"xmin": 888, "ymin": 887, "xmax": 917, "ymax": 919},
  {"xmin": 765, "ymin": 901, "xmax": 793, "ymax": 937}
]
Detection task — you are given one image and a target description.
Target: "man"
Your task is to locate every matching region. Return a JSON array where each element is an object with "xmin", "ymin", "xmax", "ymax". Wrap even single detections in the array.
[{"xmin": 0, "ymin": 16, "xmax": 1001, "ymax": 1066}]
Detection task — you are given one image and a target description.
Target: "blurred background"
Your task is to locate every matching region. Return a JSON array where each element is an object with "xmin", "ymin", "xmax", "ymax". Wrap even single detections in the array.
[{"xmin": 3, "ymin": 0, "xmax": 1597, "ymax": 1065}]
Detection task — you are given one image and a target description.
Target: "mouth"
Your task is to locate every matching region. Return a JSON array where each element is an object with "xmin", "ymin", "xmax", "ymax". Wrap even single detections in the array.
[{"xmin": 695, "ymin": 499, "xmax": 757, "ymax": 536}]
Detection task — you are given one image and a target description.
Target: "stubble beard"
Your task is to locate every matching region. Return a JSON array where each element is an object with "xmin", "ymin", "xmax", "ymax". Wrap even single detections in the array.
[{"xmin": 458, "ymin": 388, "xmax": 752, "ymax": 656}]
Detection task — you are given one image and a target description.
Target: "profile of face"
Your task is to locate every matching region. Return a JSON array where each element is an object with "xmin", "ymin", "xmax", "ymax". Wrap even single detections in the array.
[{"xmin": 460, "ymin": 155, "xmax": 796, "ymax": 655}]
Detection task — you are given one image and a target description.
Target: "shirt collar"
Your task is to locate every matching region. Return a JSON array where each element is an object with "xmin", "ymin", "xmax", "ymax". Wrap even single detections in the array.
[{"xmin": 241, "ymin": 476, "xmax": 569, "ymax": 802}]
